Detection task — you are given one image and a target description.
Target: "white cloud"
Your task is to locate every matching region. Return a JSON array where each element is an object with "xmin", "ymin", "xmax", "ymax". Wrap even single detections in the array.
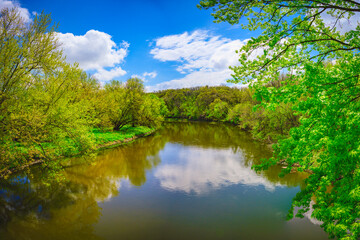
[
  {"xmin": 154, "ymin": 147, "xmax": 281, "ymax": 195},
  {"xmin": 131, "ymin": 74, "xmax": 143, "ymax": 80},
  {"xmin": 56, "ymin": 30, "xmax": 128, "ymax": 71},
  {"xmin": 143, "ymin": 71, "xmax": 157, "ymax": 79},
  {"xmin": 0, "ymin": 2, "xmax": 128, "ymax": 83},
  {"xmin": 56, "ymin": 30, "xmax": 129, "ymax": 82},
  {"xmin": 0, "ymin": 0, "xmax": 31, "ymax": 22},
  {"xmin": 93, "ymin": 67, "xmax": 127, "ymax": 82},
  {"xmin": 151, "ymin": 30, "xmax": 245, "ymax": 73},
  {"xmin": 148, "ymin": 30, "xmax": 246, "ymax": 91},
  {"xmin": 131, "ymin": 71, "xmax": 157, "ymax": 83}
]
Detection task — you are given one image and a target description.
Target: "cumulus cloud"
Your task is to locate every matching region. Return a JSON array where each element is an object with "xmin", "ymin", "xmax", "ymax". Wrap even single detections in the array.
[
  {"xmin": 131, "ymin": 74, "xmax": 143, "ymax": 80},
  {"xmin": 154, "ymin": 147, "xmax": 281, "ymax": 194},
  {"xmin": 151, "ymin": 30, "xmax": 245, "ymax": 73},
  {"xmin": 148, "ymin": 30, "xmax": 246, "ymax": 91},
  {"xmin": 131, "ymin": 71, "xmax": 157, "ymax": 83},
  {"xmin": 143, "ymin": 71, "xmax": 157, "ymax": 79},
  {"xmin": 0, "ymin": 2, "xmax": 128, "ymax": 83},
  {"xmin": 0, "ymin": 0, "xmax": 31, "ymax": 22},
  {"xmin": 56, "ymin": 30, "xmax": 129, "ymax": 82},
  {"xmin": 56, "ymin": 30, "xmax": 128, "ymax": 71},
  {"xmin": 93, "ymin": 67, "xmax": 127, "ymax": 82}
]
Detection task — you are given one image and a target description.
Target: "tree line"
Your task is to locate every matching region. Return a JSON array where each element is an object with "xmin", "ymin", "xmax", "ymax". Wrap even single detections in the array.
[{"xmin": 156, "ymin": 83, "xmax": 299, "ymax": 143}]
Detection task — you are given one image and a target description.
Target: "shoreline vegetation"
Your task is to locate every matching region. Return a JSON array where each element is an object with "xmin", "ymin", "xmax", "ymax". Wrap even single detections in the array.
[
  {"xmin": 156, "ymin": 84, "xmax": 299, "ymax": 144},
  {"xmin": 3, "ymin": 74, "xmax": 293, "ymax": 177},
  {"xmin": 0, "ymin": 126, "xmax": 156, "ymax": 179},
  {"xmin": 95, "ymin": 126, "xmax": 156, "ymax": 150}
]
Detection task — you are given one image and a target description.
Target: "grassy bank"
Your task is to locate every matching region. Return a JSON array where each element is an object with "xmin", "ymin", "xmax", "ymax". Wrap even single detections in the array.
[
  {"xmin": 93, "ymin": 125, "xmax": 155, "ymax": 149},
  {"xmin": 0, "ymin": 125, "xmax": 156, "ymax": 178}
]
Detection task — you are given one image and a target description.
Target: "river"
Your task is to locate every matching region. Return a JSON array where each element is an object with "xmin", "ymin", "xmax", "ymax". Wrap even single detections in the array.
[{"xmin": 0, "ymin": 122, "xmax": 328, "ymax": 239}]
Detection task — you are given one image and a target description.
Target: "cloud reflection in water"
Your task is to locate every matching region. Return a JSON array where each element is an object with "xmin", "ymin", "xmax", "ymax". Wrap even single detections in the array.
[{"xmin": 154, "ymin": 146, "xmax": 282, "ymax": 194}]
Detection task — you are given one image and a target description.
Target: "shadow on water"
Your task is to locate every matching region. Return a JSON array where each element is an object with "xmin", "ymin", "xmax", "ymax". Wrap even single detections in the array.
[{"xmin": 0, "ymin": 122, "xmax": 325, "ymax": 240}]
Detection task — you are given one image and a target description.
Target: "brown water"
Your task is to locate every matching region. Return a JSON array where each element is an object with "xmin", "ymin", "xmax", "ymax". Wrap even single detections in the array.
[{"xmin": 0, "ymin": 122, "xmax": 328, "ymax": 240}]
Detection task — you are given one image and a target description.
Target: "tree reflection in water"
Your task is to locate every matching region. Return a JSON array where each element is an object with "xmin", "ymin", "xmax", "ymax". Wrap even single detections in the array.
[{"xmin": 0, "ymin": 133, "xmax": 165, "ymax": 239}]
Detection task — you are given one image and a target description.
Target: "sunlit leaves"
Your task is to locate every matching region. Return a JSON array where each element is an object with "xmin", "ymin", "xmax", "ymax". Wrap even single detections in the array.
[{"xmin": 105, "ymin": 78, "xmax": 164, "ymax": 131}]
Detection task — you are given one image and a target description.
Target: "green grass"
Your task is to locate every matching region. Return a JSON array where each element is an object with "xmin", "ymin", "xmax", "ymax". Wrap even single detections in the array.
[
  {"xmin": 3, "ymin": 125, "xmax": 154, "ymax": 159},
  {"xmin": 92, "ymin": 125, "xmax": 155, "ymax": 145},
  {"xmin": 0, "ymin": 125, "xmax": 156, "ymax": 176}
]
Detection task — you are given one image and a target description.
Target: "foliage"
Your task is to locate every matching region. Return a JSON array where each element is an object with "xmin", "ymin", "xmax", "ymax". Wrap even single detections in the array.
[
  {"xmin": 105, "ymin": 78, "xmax": 164, "ymax": 131},
  {"xmin": 105, "ymin": 80, "xmax": 131, "ymax": 131},
  {"xmin": 124, "ymin": 77, "xmax": 146, "ymax": 127},
  {"xmin": 137, "ymin": 94, "xmax": 165, "ymax": 128},
  {"xmin": 156, "ymin": 85, "xmax": 297, "ymax": 142},
  {"xmin": 0, "ymin": 8, "xmax": 98, "ymax": 174},
  {"xmin": 199, "ymin": 0, "xmax": 360, "ymax": 239},
  {"xmin": 208, "ymin": 98, "xmax": 229, "ymax": 121},
  {"xmin": 156, "ymin": 86, "xmax": 244, "ymax": 119}
]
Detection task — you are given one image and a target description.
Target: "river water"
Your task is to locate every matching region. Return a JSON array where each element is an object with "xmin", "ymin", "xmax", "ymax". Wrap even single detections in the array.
[{"xmin": 0, "ymin": 122, "xmax": 328, "ymax": 240}]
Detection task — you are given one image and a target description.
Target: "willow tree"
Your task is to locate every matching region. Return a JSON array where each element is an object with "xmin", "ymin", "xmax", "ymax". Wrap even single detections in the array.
[{"xmin": 199, "ymin": 1, "xmax": 360, "ymax": 239}]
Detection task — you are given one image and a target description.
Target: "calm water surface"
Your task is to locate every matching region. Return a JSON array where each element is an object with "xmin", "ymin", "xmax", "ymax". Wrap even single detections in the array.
[{"xmin": 0, "ymin": 122, "xmax": 328, "ymax": 240}]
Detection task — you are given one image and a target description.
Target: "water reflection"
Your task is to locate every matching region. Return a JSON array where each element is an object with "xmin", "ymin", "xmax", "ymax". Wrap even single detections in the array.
[
  {"xmin": 65, "ymin": 134, "xmax": 164, "ymax": 201},
  {"xmin": 0, "ymin": 175, "xmax": 103, "ymax": 240},
  {"xmin": 0, "ymin": 134, "xmax": 166, "ymax": 240},
  {"xmin": 155, "ymin": 147, "xmax": 281, "ymax": 194},
  {"xmin": 0, "ymin": 122, "xmax": 319, "ymax": 240},
  {"xmin": 157, "ymin": 122, "xmax": 307, "ymax": 193}
]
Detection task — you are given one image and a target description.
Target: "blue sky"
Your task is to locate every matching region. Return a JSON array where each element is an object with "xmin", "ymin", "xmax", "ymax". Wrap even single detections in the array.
[{"xmin": 2, "ymin": 0, "xmax": 255, "ymax": 91}]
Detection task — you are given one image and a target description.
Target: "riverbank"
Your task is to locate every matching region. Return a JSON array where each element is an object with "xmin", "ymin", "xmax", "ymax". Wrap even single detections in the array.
[
  {"xmin": 94, "ymin": 126, "xmax": 156, "ymax": 149},
  {"xmin": 0, "ymin": 126, "xmax": 156, "ymax": 179}
]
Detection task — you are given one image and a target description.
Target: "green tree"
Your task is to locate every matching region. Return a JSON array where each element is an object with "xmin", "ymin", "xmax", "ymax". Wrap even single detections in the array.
[
  {"xmin": 105, "ymin": 80, "xmax": 130, "ymax": 131},
  {"xmin": 125, "ymin": 77, "xmax": 145, "ymax": 127},
  {"xmin": 199, "ymin": 1, "xmax": 360, "ymax": 239},
  {"xmin": 208, "ymin": 98, "xmax": 229, "ymax": 121},
  {"xmin": 137, "ymin": 94, "xmax": 165, "ymax": 128},
  {"xmin": 0, "ymin": 8, "xmax": 61, "ymax": 133},
  {"xmin": 106, "ymin": 78, "xmax": 163, "ymax": 131},
  {"xmin": 0, "ymin": 8, "xmax": 100, "ymax": 177}
]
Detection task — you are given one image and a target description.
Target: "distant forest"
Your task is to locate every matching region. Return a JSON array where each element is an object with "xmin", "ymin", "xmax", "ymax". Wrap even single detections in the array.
[{"xmin": 156, "ymin": 83, "xmax": 299, "ymax": 143}]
